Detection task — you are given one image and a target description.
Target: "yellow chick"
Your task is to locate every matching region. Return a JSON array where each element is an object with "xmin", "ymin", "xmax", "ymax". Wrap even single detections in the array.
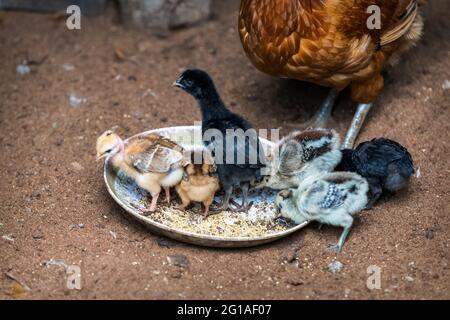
[
  {"xmin": 96, "ymin": 130, "xmax": 185, "ymax": 213},
  {"xmin": 176, "ymin": 151, "xmax": 220, "ymax": 217}
]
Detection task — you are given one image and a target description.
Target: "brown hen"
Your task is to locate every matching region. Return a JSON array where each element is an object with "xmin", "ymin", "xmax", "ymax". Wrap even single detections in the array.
[{"xmin": 239, "ymin": 0, "xmax": 424, "ymax": 148}]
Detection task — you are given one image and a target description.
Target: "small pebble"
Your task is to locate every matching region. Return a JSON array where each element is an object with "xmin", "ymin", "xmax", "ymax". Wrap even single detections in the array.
[
  {"xmin": 62, "ymin": 63, "xmax": 75, "ymax": 71},
  {"xmin": 415, "ymin": 167, "xmax": 421, "ymax": 179},
  {"xmin": 44, "ymin": 259, "xmax": 68, "ymax": 269},
  {"xmin": 167, "ymin": 255, "xmax": 189, "ymax": 268},
  {"xmin": 157, "ymin": 237, "xmax": 173, "ymax": 248},
  {"xmin": 328, "ymin": 261, "xmax": 343, "ymax": 273},
  {"xmin": 16, "ymin": 64, "xmax": 31, "ymax": 75},
  {"xmin": 69, "ymin": 223, "xmax": 84, "ymax": 230},
  {"xmin": 71, "ymin": 162, "xmax": 84, "ymax": 171},
  {"xmin": 405, "ymin": 276, "xmax": 414, "ymax": 282},
  {"xmin": 2, "ymin": 234, "xmax": 15, "ymax": 242},
  {"xmin": 442, "ymin": 80, "xmax": 450, "ymax": 90},
  {"xmin": 32, "ymin": 230, "xmax": 44, "ymax": 239},
  {"xmin": 109, "ymin": 230, "xmax": 117, "ymax": 240},
  {"xmin": 69, "ymin": 95, "xmax": 87, "ymax": 108}
]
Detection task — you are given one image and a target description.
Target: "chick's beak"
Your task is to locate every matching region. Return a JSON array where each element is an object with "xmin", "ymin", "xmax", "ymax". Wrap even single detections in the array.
[
  {"xmin": 173, "ymin": 78, "xmax": 184, "ymax": 89},
  {"xmin": 96, "ymin": 152, "xmax": 107, "ymax": 162}
]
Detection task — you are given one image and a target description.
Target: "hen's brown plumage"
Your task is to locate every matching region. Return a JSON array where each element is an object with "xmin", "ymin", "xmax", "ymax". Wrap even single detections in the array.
[{"xmin": 239, "ymin": 0, "xmax": 423, "ymax": 103}]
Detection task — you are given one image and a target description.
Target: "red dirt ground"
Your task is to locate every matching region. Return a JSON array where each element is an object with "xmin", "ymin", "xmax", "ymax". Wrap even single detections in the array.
[{"xmin": 0, "ymin": 0, "xmax": 449, "ymax": 299}]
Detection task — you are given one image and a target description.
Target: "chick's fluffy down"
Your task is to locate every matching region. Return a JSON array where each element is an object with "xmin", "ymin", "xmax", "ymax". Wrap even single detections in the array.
[
  {"xmin": 176, "ymin": 163, "xmax": 220, "ymax": 203},
  {"xmin": 277, "ymin": 172, "xmax": 369, "ymax": 228}
]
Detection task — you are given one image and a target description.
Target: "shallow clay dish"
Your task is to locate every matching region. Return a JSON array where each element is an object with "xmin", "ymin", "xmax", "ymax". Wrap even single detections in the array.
[{"xmin": 104, "ymin": 126, "xmax": 309, "ymax": 248}]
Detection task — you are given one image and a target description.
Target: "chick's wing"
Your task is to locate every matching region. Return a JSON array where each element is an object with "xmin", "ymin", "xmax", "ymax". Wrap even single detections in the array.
[
  {"xmin": 126, "ymin": 136, "xmax": 184, "ymax": 173},
  {"xmin": 318, "ymin": 184, "xmax": 345, "ymax": 209}
]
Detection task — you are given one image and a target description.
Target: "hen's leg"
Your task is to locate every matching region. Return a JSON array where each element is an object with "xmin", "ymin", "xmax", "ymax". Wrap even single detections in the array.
[
  {"xmin": 343, "ymin": 103, "xmax": 373, "ymax": 149},
  {"xmin": 210, "ymin": 187, "xmax": 233, "ymax": 212},
  {"xmin": 297, "ymin": 88, "xmax": 339, "ymax": 129}
]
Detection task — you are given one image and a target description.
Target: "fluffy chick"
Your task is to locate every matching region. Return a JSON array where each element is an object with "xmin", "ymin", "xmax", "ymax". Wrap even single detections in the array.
[
  {"xmin": 336, "ymin": 138, "xmax": 414, "ymax": 208},
  {"xmin": 174, "ymin": 69, "xmax": 265, "ymax": 212},
  {"xmin": 275, "ymin": 172, "xmax": 369, "ymax": 252},
  {"xmin": 176, "ymin": 151, "xmax": 220, "ymax": 217},
  {"xmin": 254, "ymin": 129, "xmax": 342, "ymax": 190},
  {"xmin": 96, "ymin": 130, "xmax": 185, "ymax": 213}
]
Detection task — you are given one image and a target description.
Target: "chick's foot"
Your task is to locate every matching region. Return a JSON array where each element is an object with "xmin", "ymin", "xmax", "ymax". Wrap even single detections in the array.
[
  {"xmin": 327, "ymin": 243, "xmax": 343, "ymax": 253},
  {"xmin": 202, "ymin": 204, "xmax": 217, "ymax": 218},
  {"xmin": 146, "ymin": 193, "xmax": 160, "ymax": 213},
  {"xmin": 327, "ymin": 225, "xmax": 352, "ymax": 253},
  {"xmin": 228, "ymin": 200, "xmax": 255, "ymax": 213},
  {"xmin": 210, "ymin": 188, "xmax": 233, "ymax": 212},
  {"xmin": 130, "ymin": 203, "xmax": 155, "ymax": 216},
  {"xmin": 175, "ymin": 203, "xmax": 194, "ymax": 211}
]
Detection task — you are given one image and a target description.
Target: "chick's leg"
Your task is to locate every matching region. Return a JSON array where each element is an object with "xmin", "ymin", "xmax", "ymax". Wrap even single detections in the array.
[
  {"xmin": 175, "ymin": 187, "xmax": 191, "ymax": 211},
  {"xmin": 230, "ymin": 182, "xmax": 254, "ymax": 212},
  {"xmin": 343, "ymin": 103, "xmax": 373, "ymax": 149},
  {"xmin": 202, "ymin": 195, "xmax": 215, "ymax": 218},
  {"xmin": 139, "ymin": 192, "xmax": 160, "ymax": 215},
  {"xmin": 210, "ymin": 187, "xmax": 233, "ymax": 212},
  {"xmin": 328, "ymin": 221, "xmax": 353, "ymax": 253},
  {"xmin": 164, "ymin": 187, "xmax": 171, "ymax": 204}
]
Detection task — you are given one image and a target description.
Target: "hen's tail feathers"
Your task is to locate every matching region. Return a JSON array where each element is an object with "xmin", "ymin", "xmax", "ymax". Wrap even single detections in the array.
[{"xmin": 380, "ymin": 0, "xmax": 418, "ymax": 47}]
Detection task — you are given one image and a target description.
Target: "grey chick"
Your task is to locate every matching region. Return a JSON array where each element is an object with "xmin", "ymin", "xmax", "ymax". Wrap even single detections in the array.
[
  {"xmin": 254, "ymin": 129, "xmax": 342, "ymax": 190},
  {"xmin": 275, "ymin": 172, "xmax": 369, "ymax": 252}
]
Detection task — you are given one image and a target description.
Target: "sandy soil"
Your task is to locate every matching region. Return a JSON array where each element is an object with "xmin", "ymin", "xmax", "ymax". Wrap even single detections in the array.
[{"xmin": 0, "ymin": 0, "xmax": 449, "ymax": 300}]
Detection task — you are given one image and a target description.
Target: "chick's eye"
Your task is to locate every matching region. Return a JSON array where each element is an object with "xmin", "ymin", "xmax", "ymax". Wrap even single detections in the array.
[{"xmin": 185, "ymin": 79, "xmax": 193, "ymax": 87}]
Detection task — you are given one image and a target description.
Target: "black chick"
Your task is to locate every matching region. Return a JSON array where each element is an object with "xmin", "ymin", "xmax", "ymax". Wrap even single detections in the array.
[
  {"xmin": 174, "ymin": 69, "xmax": 265, "ymax": 212},
  {"xmin": 336, "ymin": 138, "xmax": 414, "ymax": 208}
]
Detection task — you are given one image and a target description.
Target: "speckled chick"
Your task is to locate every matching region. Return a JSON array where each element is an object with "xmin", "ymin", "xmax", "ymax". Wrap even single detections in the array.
[
  {"xmin": 254, "ymin": 129, "xmax": 342, "ymax": 190},
  {"xmin": 275, "ymin": 172, "xmax": 369, "ymax": 252}
]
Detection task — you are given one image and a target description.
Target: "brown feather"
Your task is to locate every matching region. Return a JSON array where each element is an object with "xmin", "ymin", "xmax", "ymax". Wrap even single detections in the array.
[
  {"xmin": 239, "ymin": 0, "xmax": 423, "ymax": 103},
  {"xmin": 124, "ymin": 134, "xmax": 184, "ymax": 173}
]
